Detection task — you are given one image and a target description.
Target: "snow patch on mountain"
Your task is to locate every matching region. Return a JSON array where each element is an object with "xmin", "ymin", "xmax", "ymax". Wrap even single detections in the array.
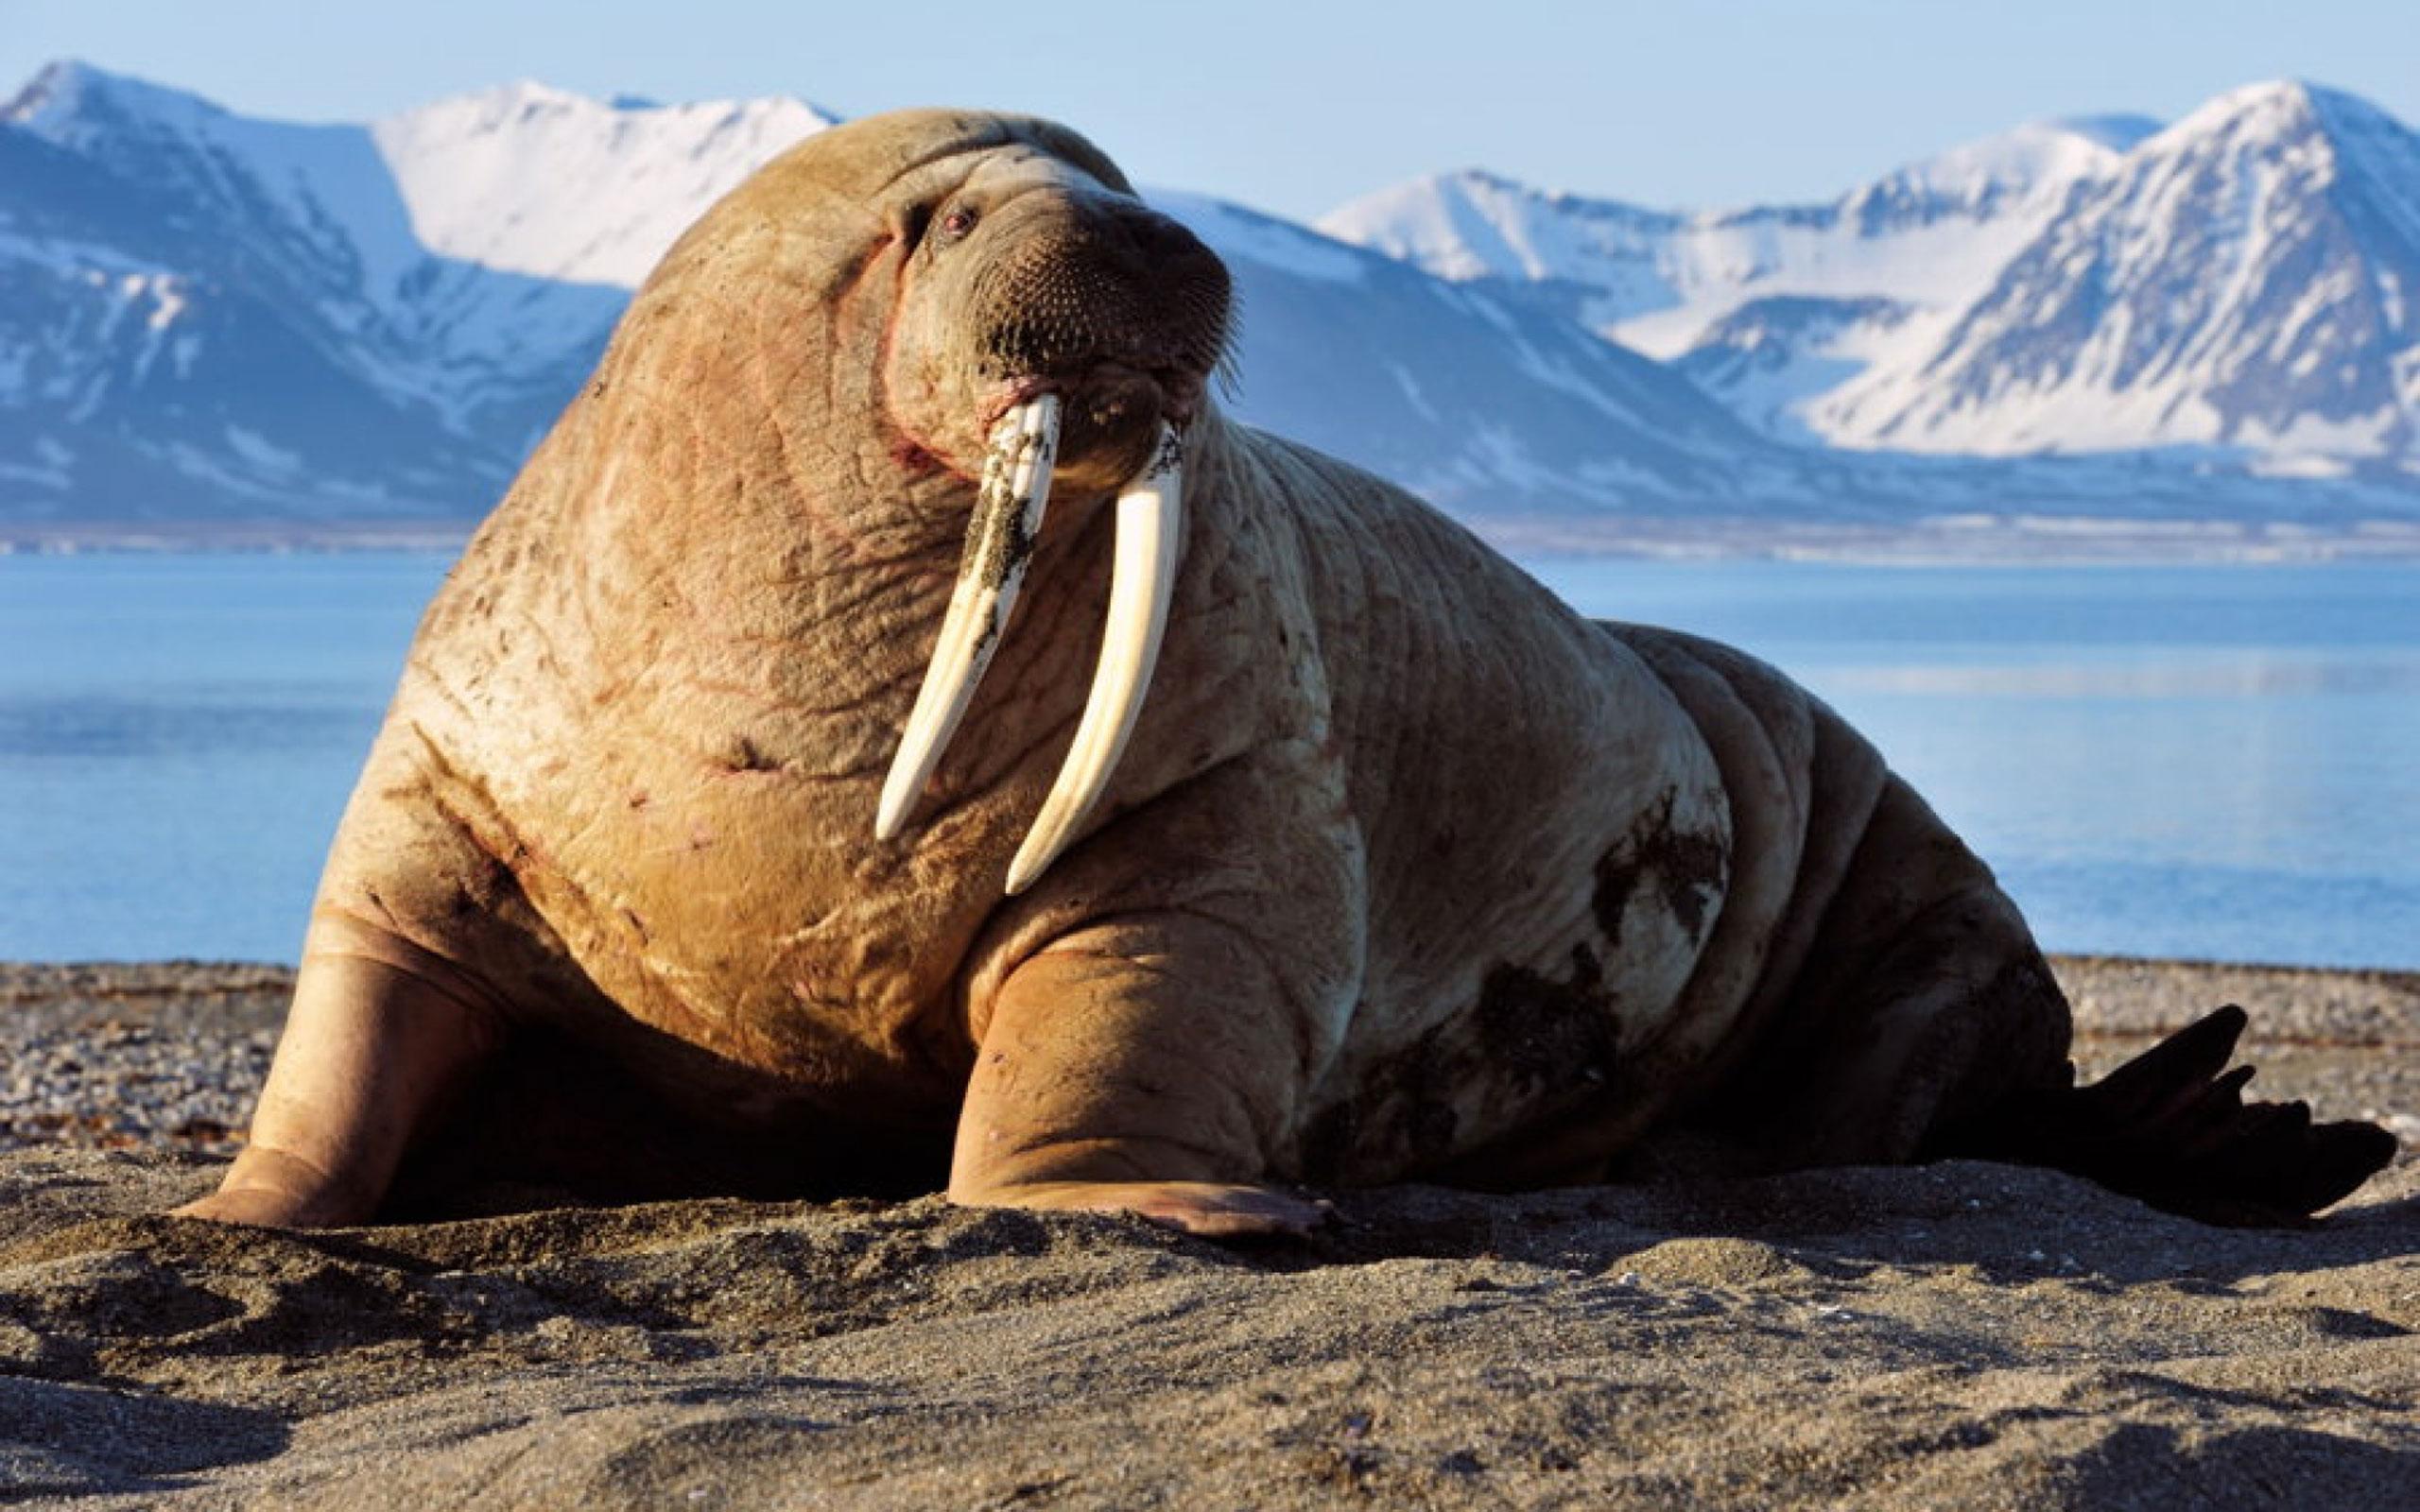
[
  {"xmin": 1318, "ymin": 116, "xmax": 2145, "ymax": 461},
  {"xmin": 1849, "ymin": 82, "xmax": 2420, "ymax": 469},
  {"xmin": 1321, "ymin": 113, "xmax": 2135, "ymax": 362},
  {"xmin": 8, "ymin": 61, "xmax": 431, "ymax": 307},
  {"xmin": 370, "ymin": 81, "xmax": 838, "ymax": 286}
]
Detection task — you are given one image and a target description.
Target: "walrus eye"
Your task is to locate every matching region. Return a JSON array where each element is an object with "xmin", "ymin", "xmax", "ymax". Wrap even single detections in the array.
[{"xmin": 936, "ymin": 204, "xmax": 979, "ymax": 246}]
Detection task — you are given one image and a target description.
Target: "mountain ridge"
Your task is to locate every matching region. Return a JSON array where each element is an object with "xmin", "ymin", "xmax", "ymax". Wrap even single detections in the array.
[
  {"xmin": 1322, "ymin": 79, "xmax": 2420, "ymax": 489},
  {"xmin": 5, "ymin": 60, "xmax": 2418, "ymax": 551},
  {"xmin": 0, "ymin": 60, "xmax": 1829, "ymax": 531}
]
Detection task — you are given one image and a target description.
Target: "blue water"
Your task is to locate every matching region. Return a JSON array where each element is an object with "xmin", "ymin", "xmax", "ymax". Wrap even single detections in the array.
[
  {"xmin": 1530, "ymin": 559, "xmax": 2420, "ymax": 971},
  {"xmin": 1, "ymin": 555, "xmax": 450, "ymax": 962},
  {"xmin": 2, "ymin": 554, "xmax": 2415, "ymax": 968}
]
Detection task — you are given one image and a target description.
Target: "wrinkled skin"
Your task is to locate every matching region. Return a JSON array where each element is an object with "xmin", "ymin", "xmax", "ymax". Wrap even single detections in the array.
[{"xmin": 182, "ymin": 112, "xmax": 2392, "ymax": 1237}]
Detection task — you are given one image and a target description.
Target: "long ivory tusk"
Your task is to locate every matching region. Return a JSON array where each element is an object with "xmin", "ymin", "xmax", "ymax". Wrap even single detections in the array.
[
  {"xmin": 874, "ymin": 394, "xmax": 1061, "ymax": 841},
  {"xmin": 1004, "ymin": 425, "xmax": 1184, "ymax": 895}
]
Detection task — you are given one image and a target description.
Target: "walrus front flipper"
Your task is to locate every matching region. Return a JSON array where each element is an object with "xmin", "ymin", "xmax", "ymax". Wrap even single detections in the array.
[
  {"xmin": 1950, "ymin": 1005, "xmax": 2397, "ymax": 1226},
  {"xmin": 172, "ymin": 907, "xmax": 508, "ymax": 1228}
]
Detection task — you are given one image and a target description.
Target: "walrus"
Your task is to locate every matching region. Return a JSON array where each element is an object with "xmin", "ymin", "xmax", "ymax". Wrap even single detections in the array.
[{"xmin": 178, "ymin": 110, "xmax": 2394, "ymax": 1236}]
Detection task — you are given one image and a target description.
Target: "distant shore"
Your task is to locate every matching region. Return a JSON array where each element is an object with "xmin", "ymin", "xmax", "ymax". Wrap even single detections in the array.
[
  {"xmin": 9, "ymin": 514, "xmax": 2420, "ymax": 563},
  {"xmin": 0, "ymin": 519, "xmax": 477, "ymax": 555}
]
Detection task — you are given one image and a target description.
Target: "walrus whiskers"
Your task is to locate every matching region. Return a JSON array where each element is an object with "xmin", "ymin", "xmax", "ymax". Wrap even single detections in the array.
[
  {"xmin": 874, "ymin": 394, "xmax": 1060, "ymax": 841},
  {"xmin": 1006, "ymin": 423, "xmax": 1184, "ymax": 894}
]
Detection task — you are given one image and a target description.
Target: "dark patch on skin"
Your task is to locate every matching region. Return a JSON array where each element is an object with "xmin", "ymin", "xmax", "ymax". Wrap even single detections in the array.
[
  {"xmin": 1593, "ymin": 787, "xmax": 1728, "ymax": 950},
  {"xmin": 1474, "ymin": 944, "xmax": 1621, "ymax": 1102},
  {"xmin": 889, "ymin": 437, "xmax": 942, "ymax": 476},
  {"xmin": 1300, "ymin": 1023, "xmax": 1462, "ymax": 1185},
  {"xmin": 1301, "ymin": 945, "xmax": 1622, "ymax": 1185}
]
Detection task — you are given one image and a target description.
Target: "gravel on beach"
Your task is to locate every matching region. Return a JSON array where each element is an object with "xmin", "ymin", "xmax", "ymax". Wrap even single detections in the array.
[{"xmin": 5, "ymin": 954, "xmax": 2412, "ymax": 1164}]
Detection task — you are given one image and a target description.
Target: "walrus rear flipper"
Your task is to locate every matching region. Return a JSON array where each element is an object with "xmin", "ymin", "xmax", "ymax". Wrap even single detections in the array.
[{"xmin": 1944, "ymin": 1005, "xmax": 2397, "ymax": 1227}]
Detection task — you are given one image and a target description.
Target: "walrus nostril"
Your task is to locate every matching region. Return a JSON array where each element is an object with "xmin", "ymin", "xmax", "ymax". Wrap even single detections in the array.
[{"xmin": 1130, "ymin": 214, "xmax": 1212, "ymax": 263}]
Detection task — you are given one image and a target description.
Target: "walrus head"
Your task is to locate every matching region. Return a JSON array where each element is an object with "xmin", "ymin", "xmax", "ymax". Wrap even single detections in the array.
[
  {"xmin": 879, "ymin": 129, "xmax": 1230, "ymax": 494},
  {"xmin": 864, "ymin": 117, "xmax": 1230, "ymax": 891},
  {"xmin": 639, "ymin": 110, "xmax": 1232, "ymax": 893}
]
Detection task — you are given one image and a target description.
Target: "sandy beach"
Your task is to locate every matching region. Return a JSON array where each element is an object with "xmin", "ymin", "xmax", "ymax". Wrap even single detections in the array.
[{"xmin": 2, "ymin": 955, "xmax": 2413, "ymax": 1508}]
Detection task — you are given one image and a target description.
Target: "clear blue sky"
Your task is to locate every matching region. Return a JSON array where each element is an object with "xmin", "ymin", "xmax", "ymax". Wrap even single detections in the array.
[{"xmin": 5, "ymin": 0, "xmax": 2416, "ymax": 219}]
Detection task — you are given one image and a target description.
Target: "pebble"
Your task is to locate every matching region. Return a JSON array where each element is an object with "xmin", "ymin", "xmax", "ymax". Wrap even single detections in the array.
[{"xmin": 0, "ymin": 960, "xmax": 285, "ymax": 1156}]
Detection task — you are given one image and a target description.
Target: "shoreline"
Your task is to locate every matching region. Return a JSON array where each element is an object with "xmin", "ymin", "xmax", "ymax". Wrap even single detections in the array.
[
  {"xmin": 7, "ymin": 952, "xmax": 2417, "ymax": 991},
  {"xmin": 6, "ymin": 954, "xmax": 2412, "ymax": 1165},
  {"xmin": 9, "ymin": 518, "xmax": 2420, "ymax": 564}
]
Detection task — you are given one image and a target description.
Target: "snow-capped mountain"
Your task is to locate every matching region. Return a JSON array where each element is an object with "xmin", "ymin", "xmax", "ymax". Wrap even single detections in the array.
[
  {"xmin": 5, "ymin": 60, "xmax": 2418, "ymax": 547},
  {"xmin": 0, "ymin": 60, "xmax": 1812, "ymax": 532},
  {"xmin": 1320, "ymin": 115, "xmax": 2153, "ymax": 443},
  {"xmin": 1324, "ymin": 89, "xmax": 2420, "ymax": 482},
  {"xmin": 1851, "ymin": 83, "xmax": 2420, "ymax": 470},
  {"xmin": 0, "ymin": 61, "xmax": 838, "ymax": 524}
]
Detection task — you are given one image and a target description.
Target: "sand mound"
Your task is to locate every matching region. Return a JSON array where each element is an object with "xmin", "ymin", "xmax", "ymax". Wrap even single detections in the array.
[{"xmin": 2, "ymin": 1152, "xmax": 2413, "ymax": 1508}]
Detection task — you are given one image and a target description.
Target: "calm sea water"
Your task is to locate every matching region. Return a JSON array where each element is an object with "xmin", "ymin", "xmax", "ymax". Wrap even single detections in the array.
[{"xmin": 2, "ymin": 554, "xmax": 2414, "ymax": 968}]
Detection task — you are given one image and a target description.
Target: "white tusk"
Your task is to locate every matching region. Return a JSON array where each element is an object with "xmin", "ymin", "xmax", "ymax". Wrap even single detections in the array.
[
  {"xmin": 1005, "ymin": 424, "xmax": 1184, "ymax": 896},
  {"xmin": 874, "ymin": 394, "xmax": 1061, "ymax": 841}
]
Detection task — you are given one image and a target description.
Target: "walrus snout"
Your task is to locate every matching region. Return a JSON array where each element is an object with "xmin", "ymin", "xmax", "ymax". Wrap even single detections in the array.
[{"xmin": 961, "ymin": 187, "xmax": 1230, "ymax": 443}]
